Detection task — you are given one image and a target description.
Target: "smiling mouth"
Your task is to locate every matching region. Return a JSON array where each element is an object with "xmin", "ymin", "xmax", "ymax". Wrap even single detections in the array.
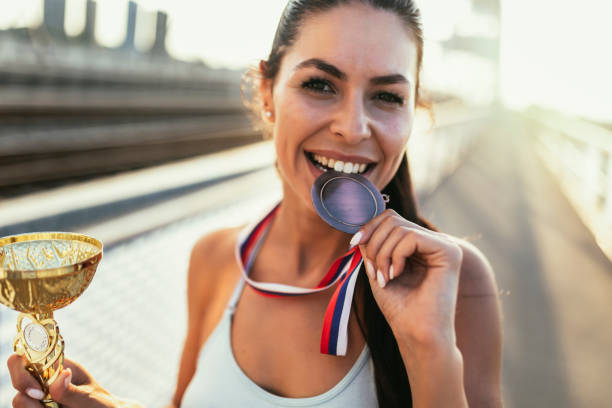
[{"xmin": 304, "ymin": 151, "xmax": 375, "ymax": 175}]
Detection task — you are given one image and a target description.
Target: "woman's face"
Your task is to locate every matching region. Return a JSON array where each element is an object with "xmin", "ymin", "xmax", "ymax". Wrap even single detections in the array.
[{"xmin": 262, "ymin": 3, "xmax": 418, "ymax": 213}]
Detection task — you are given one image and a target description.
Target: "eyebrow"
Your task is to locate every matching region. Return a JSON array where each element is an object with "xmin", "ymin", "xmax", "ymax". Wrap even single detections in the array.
[
  {"xmin": 295, "ymin": 58, "xmax": 347, "ymax": 80},
  {"xmin": 370, "ymin": 74, "xmax": 410, "ymax": 86},
  {"xmin": 294, "ymin": 58, "xmax": 411, "ymax": 87}
]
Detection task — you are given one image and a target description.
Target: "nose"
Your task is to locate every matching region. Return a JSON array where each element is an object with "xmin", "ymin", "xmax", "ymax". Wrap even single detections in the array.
[{"xmin": 329, "ymin": 93, "xmax": 371, "ymax": 144}]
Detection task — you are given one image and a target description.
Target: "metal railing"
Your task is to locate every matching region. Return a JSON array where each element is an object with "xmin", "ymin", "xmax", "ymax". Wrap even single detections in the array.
[
  {"xmin": 526, "ymin": 107, "xmax": 612, "ymax": 261},
  {"xmin": 410, "ymin": 100, "xmax": 494, "ymax": 199}
]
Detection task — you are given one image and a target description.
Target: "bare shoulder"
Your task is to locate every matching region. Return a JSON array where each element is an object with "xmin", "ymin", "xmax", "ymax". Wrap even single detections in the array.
[
  {"xmin": 189, "ymin": 225, "xmax": 243, "ymax": 276},
  {"xmin": 452, "ymin": 237, "xmax": 503, "ymax": 407},
  {"xmin": 187, "ymin": 225, "xmax": 244, "ymax": 317},
  {"xmin": 188, "ymin": 227, "xmax": 241, "ymax": 289},
  {"xmin": 455, "ymin": 238, "xmax": 498, "ymax": 297}
]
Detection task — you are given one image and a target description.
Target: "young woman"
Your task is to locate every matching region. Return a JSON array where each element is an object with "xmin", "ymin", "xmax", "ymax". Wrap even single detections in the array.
[{"xmin": 8, "ymin": 1, "xmax": 502, "ymax": 407}]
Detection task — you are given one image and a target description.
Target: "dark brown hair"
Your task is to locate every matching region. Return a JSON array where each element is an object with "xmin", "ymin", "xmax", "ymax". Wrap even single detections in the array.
[{"xmin": 242, "ymin": 1, "xmax": 438, "ymax": 406}]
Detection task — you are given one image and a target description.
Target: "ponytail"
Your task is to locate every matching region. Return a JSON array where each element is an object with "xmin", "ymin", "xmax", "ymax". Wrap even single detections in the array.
[{"xmin": 354, "ymin": 153, "xmax": 439, "ymax": 407}]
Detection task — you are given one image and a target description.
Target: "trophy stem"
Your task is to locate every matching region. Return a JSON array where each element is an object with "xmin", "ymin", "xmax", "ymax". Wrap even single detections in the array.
[{"xmin": 14, "ymin": 312, "xmax": 65, "ymax": 407}]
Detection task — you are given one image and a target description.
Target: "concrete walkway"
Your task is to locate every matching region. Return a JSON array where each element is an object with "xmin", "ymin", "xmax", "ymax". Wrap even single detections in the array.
[{"xmin": 422, "ymin": 114, "xmax": 612, "ymax": 408}]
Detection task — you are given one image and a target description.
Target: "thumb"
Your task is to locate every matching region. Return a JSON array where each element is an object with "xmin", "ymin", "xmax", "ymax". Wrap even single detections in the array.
[{"xmin": 48, "ymin": 368, "xmax": 96, "ymax": 407}]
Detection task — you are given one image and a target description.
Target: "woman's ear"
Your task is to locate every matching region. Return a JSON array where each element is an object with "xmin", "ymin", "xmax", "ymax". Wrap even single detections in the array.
[{"xmin": 259, "ymin": 60, "xmax": 275, "ymax": 122}]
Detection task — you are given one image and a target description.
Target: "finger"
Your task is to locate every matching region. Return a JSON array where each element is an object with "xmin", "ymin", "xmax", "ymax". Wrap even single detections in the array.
[
  {"xmin": 48, "ymin": 368, "xmax": 89, "ymax": 407},
  {"xmin": 360, "ymin": 254, "xmax": 390, "ymax": 301},
  {"xmin": 12, "ymin": 392, "xmax": 43, "ymax": 408},
  {"xmin": 374, "ymin": 225, "xmax": 409, "ymax": 282},
  {"xmin": 360, "ymin": 252, "xmax": 376, "ymax": 281},
  {"xmin": 61, "ymin": 358, "xmax": 93, "ymax": 386},
  {"xmin": 349, "ymin": 209, "xmax": 395, "ymax": 247},
  {"xmin": 391, "ymin": 229, "xmax": 462, "ymax": 280},
  {"xmin": 7, "ymin": 354, "xmax": 43, "ymax": 398},
  {"xmin": 50, "ymin": 368, "xmax": 119, "ymax": 408},
  {"xmin": 49, "ymin": 368, "xmax": 118, "ymax": 408},
  {"xmin": 362, "ymin": 213, "xmax": 402, "ymax": 269},
  {"xmin": 350, "ymin": 208, "xmax": 452, "ymax": 249}
]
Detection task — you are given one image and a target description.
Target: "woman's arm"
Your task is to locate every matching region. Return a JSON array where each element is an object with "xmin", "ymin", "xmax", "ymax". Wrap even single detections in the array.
[
  {"xmin": 170, "ymin": 236, "xmax": 211, "ymax": 406},
  {"xmin": 454, "ymin": 240, "xmax": 503, "ymax": 407},
  {"xmin": 354, "ymin": 209, "xmax": 502, "ymax": 407},
  {"xmin": 394, "ymin": 240, "xmax": 501, "ymax": 407},
  {"xmin": 397, "ymin": 339, "xmax": 468, "ymax": 407},
  {"xmin": 361, "ymin": 251, "xmax": 469, "ymax": 408}
]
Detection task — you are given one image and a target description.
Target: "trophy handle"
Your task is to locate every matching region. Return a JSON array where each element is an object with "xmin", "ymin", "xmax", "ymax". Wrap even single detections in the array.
[{"xmin": 14, "ymin": 312, "xmax": 65, "ymax": 407}]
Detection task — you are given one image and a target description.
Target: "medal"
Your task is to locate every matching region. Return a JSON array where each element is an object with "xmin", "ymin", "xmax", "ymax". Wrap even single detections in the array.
[
  {"xmin": 311, "ymin": 170, "xmax": 388, "ymax": 233},
  {"xmin": 234, "ymin": 172, "xmax": 388, "ymax": 356}
]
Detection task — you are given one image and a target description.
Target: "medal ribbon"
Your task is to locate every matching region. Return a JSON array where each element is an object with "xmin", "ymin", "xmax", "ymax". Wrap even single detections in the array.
[{"xmin": 234, "ymin": 202, "xmax": 364, "ymax": 356}]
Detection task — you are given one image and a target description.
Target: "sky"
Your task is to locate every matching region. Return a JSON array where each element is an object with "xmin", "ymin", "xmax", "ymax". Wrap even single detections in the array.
[
  {"xmin": 499, "ymin": 0, "xmax": 612, "ymax": 121},
  {"xmin": 0, "ymin": 0, "xmax": 611, "ymax": 122}
]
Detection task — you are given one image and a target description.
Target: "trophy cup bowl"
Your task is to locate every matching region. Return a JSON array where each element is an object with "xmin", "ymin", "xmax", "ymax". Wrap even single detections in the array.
[{"xmin": 0, "ymin": 232, "xmax": 102, "ymax": 407}]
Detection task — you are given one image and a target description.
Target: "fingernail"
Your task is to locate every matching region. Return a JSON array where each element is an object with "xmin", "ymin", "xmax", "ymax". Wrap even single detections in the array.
[
  {"xmin": 26, "ymin": 388, "xmax": 45, "ymax": 400},
  {"xmin": 365, "ymin": 259, "xmax": 375, "ymax": 280},
  {"xmin": 389, "ymin": 265, "xmax": 394, "ymax": 280},
  {"xmin": 376, "ymin": 270, "xmax": 386, "ymax": 288},
  {"xmin": 64, "ymin": 369, "xmax": 72, "ymax": 388},
  {"xmin": 350, "ymin": 231, "xmax": 363, "ymax": 247}
]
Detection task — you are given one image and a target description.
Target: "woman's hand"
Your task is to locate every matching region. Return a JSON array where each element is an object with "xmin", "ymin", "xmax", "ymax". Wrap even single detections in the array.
[
  {"xmin": 7, "ymin": 354, "xmax": 143, "ymax": 408},
  {"xmin": 352, "ymin": 209, "xmax": 464, "ymax": 351},
  {"xmin": 353, "ymin": 209, "xmax": 469, "ymax": 406}
]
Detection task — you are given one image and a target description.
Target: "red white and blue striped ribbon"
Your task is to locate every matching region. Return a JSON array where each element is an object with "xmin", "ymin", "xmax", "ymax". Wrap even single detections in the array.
[{"xmin": 234, "ymin": 202, "xmax": 364, "ymax": 356}]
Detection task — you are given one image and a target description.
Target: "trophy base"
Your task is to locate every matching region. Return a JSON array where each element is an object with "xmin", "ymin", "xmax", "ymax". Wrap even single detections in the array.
[{"xmin": 41, "ymin": 400, "xmax": 60, "ymax": 408}]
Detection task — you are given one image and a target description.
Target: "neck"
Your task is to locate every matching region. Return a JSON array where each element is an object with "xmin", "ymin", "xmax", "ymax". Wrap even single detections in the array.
[{"xmin": 269, "ymin": 182, "xmax": 352, "ymax": 279}]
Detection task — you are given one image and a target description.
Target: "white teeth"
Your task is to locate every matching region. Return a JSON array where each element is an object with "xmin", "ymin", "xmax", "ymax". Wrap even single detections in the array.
[{"xmin": 309, "ymin": 152, "xmax": 371, "ymax": 174}]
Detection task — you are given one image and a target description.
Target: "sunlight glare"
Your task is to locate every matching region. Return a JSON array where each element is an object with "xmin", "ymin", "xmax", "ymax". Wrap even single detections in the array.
[{"xmin": 500, "ymin": 0, "xmax": 612, "ymax": 121}]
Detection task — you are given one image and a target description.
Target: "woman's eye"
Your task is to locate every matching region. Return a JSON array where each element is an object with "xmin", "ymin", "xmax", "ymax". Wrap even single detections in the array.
[
  {"xmin": 301, "ymin": 78, "xmax": 334, "ymax": 94},
  {"xmin": 375, "ymin": 92, "xmax": 404, "ymax": 106}
]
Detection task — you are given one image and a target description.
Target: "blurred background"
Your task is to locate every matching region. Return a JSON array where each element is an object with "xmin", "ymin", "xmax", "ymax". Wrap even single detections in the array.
[{"xmin": 0, "ymin": 0, "xmax": 611, "ymax": 406}]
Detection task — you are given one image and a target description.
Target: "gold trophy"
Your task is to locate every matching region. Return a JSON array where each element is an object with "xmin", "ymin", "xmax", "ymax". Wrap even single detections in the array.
[{"xmin": 0, "ymin": 232, "xmax": 102, "ymax": 407}]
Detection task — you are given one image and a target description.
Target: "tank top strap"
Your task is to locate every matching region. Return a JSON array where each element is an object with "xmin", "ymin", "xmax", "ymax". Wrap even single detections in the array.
[{"xmin": 226, "ymin": 276, "xmax": 247, "ymax": 314}]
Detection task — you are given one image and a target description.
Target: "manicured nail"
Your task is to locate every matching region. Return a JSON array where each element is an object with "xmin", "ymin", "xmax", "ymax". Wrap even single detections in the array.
[
  {"xmin": 365, "ymin": 259, "xmax": 375, "ymax": 280},
  {"xmin": 26, "ymin": 388, "xmax": 45, "ymax": 400},
  {"xmin": 389, "ymin": 265, "xmax": 394, "ymax": 280},
  {"xmin": 350, "ymin": 231, "xmax": 363, "ymax": 247},
  {"xmin": 64, "ymin": 369, "xmax": 72, "ymax": 388},
  {"xmin": 376, "ymin": 270, "xmax": 386, "ymax": 288}
]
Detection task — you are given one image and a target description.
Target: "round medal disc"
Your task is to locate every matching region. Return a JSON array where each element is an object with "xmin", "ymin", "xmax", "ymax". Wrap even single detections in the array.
[
  {"xmin": 23, "ymin": 322, "xmax": 49, "ymax": 352},
  {"xmin": 311, "ymin": 171, "xmax": 386, "ymax": 234}
]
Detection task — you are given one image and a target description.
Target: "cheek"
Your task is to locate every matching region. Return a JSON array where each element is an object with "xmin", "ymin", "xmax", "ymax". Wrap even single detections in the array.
[
  {"xmin": 273, "ymin": 91, "xmax": 328, "ymax": 160},
  {"xmin": 271, "ymin": 97, "xmax": 309, "ymax": 176},
  {"xmin": 377, "ymin": 113, "xmax": 412, "ymax": 156},
  {"xmin": 373, "ymin": 113, "xmax": 413, "ymax": 187},
  {"xmin": 278, "ymin": 91, "xmax": 329, "ymax": 130}
]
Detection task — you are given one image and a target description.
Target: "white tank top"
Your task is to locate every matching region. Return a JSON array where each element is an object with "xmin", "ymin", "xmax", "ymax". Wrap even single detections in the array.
[{"xmin": 181, "ymin": 277, "xmax": 379, "ymax": 407}]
